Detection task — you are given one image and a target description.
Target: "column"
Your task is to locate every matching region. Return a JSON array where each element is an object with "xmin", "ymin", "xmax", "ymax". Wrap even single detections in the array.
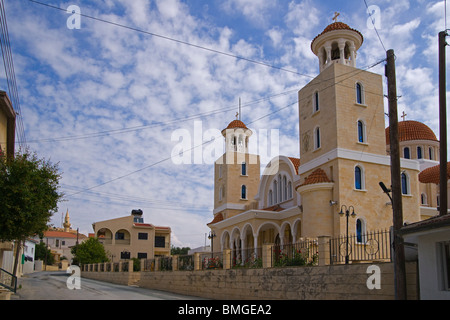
[
  {"xmin": 318, "ymin": 236, "xmax": 331, "ymax": 266},
  {"xmin": 338, "ymin": 40, "xmax": 346, "ymax": 65}
]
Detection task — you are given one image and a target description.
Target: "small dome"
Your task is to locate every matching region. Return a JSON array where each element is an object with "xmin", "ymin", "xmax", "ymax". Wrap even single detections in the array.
[
  {"xmin": 299, "ymin": 168, "xmax": 331, "ymax": 187},
  {"xmin": 225, "ymin": 120, "xmax": 248, "ymax": 130},
  {"xmin": 311, "ymin": 22, "xmax": 364, "ymax": 52},
  {"xmin": 419, "ymin": 162, "xmax": 450, "ymax": 184},
  {"xmin": 386, "ymin": 120, "xmax": 438, "ymax": 145}
]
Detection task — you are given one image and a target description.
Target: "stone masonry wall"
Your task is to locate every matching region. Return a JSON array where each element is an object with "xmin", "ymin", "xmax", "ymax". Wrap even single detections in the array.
[{"xmin": 81, "ymin": 261, "xmax": 418, "ymax": 300}]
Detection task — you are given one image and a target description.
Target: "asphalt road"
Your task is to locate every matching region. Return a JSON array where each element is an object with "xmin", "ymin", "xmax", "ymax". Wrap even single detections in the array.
[{"xmin": 11, "ymin": 271, "xmax": 204, "ymax": 300}]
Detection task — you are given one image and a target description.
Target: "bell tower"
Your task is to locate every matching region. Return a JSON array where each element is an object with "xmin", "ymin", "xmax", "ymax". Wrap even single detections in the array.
[
  {"xmin": 210, "ymin": 117, "xmax": 260, "ymax": 224},
  {"xmin": 310, "ymin": 16, "xmax": 364, "ymax": 73},
  {"xmin": 296, "ymin": 18, "xmax": 395, "ymax": 237}
]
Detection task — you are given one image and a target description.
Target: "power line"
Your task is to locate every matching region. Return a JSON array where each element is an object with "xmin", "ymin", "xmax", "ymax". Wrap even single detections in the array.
[
  {"xmin": 0, "ymin": 0, "xmax": 26, "ymax": 148},
  {"xmin": 28, "ymin": 0, "xmax": 315, "ymax": 79},
  {"xmin": 63, "ymin": 58, "xmax": 386, "ymax": 198},
  {"xmin": 21, "ymin": 88, "xmax": 299, "ymax": 144}
]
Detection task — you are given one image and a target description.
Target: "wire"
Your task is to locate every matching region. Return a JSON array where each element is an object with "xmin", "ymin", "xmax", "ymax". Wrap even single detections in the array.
[
  {"xmin": 21, "ymin": 88, "xmax": 299, "ymax": 144},
  {"xmin": 364, "ymin": 0, "xmax": 387, "ymax": 53},
  {"xmin": 0, "ymin": 0, "xmax": 26, "ymax": 148},
  {"xmin": 62, "ymin": 57, "xmax": 386, "ymax": 198},
  {"xmin": 28, "ymin": 0, "xmax": 315, "ymax": 79}
]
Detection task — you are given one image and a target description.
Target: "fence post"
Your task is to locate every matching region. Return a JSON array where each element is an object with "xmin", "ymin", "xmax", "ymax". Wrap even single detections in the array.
[
  {"xmin": 262, "ymin": 244, "xmax": 273, "ymax": 268},
  {"xmin": 194, "ymin": 252, "xmax": 201, "ymax": 271},
  {"xmin": 318, "ymin": 236, "xmax": 331, "ymax": 266},
  {"xmin": 223, "ymin": 249, "xmax": 231, "ymax": 269},
  {"xmin": 172, "ymin": 255, "xmax": 179, "ymax": 271}
]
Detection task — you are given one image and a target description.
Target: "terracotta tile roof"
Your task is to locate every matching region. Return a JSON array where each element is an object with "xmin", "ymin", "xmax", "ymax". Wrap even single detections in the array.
[
  {"xmin": 207, "ymin": 213, "xmax": 224, "ymax": 225},
  {"xmin": 225, "ymin": 120, "xmax": 248, "ymax": 130},
  {"xmin": 311, "ymin": 22, "xmax": 364, "ymax": 50},
  {"xmin": 386, "ymin": 120, "xmax": 438, "ymax": 145},
  {"xmin": 300, "ymin": 168, "xmax": 331, "ymax": 187},
  {"xmin": 419, "ymin": 162, "xmax": 450, "ymax": 184},
  {"xmin": 288, "ymin": 157, "xmax": 300, "ymax": 175},
  {"xmin": 44, "ymin": 230, "xmax": 79, "ymax": 239}
]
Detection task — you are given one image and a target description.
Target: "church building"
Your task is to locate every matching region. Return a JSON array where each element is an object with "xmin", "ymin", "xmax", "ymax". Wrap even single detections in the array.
[{"xmin": 207, "ymin": 19, "xmax": 447, "ymax": 262}]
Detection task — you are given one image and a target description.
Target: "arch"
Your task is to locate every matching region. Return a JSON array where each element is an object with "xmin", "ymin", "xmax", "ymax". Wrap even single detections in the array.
[
  {"xmin": 314, "ymin": 126, "xmax": 321, "ymax": 150},
  {"xmin": 221, "ymin": 230, "xmax": 231, "ymax": 250},
  {"xmin": 280, "ymin": 221, "xmax": 293, "ymax": 245},
  {"xmin": 356, "ymin": 218, "xmax": 367, "ymax": 243},
  {"xmin": 421, "ymin": 193, "xmax": 428, "ymax": 205},
  {"xmin": 96, "ymin": 228, "xmax": 113, "ymax": 244},
  {"xmin": 403, "ymin": 147, "xmax": 410, "ymax": 159},
  {"xmin": 292, "ymin": 219, "xmax": 302, "ymax": 242},
  {"xmin": 115, "ymin": 229, "xmax": 131, "ymax": 245},
  {"xmin": 357, "ymin": 119, "xmax": 366, "ymax": 143},
  {"xmin": 256, "ymin": 222, "xmax": 281, "ymax": 246},
  {"xmin": 313, "ymin": 90, "xmax": 320, "ymax": 112},
  {"xmin": 354, "ymin": 165, "xmax": 365, "ymax": 190},
  {"xmin": 417, "ymin": 146, "xmax": 423, "ymax": 159},
  {"xmin": 356, "ymin": 82, "xmax": 365, "ymax": 104},
  {"xmin": 401, "ymin": 172, "xmax": 409, "ymax": 195},
  {"xmin": 241, "ymin": 185, "xmax": 247, "ymax": 199}
]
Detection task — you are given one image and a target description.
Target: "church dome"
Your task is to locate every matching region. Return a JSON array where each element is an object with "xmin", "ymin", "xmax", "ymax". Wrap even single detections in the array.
[
  {"xmin": 225, "ymin": 120, "xmax": 248, "ymax": 130},
  {"xmin": 385, "ymin": 120, "xmax": 438, "ymax": 145},
  {"xmin": 311, "ymin": 22, "xmax": 364, "ymax": 50}
]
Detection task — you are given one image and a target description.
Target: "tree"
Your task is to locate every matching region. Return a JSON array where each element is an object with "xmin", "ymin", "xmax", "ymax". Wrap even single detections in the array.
[
  {"xmin": 71, "ymin": 238, "xmax": 109, "ymax": 265},
  {"xmin": 0, "ymin": 150, "xmax": 63, "ymax": 278},
  {"xmin": 34, "ymin": 241, "xmax": 55, "ymax": 265},
  {"xmin": 171, "ymin": 246, "xmax": 191, "ymax": 255}
]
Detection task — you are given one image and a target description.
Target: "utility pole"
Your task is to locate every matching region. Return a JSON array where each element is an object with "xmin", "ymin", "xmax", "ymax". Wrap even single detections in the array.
[
  {"xmin": 385, "ymin": 49, "xmax": 407, "ymax": 300},
  {"xmin": 439, "ymin": 31, "xmax": 448, "ymax": 217}
]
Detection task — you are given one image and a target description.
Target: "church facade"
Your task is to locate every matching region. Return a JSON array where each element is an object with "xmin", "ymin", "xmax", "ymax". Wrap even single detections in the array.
[{"xmin": 207, "ymin": 20, "xmax": 446, "ymax": 262}]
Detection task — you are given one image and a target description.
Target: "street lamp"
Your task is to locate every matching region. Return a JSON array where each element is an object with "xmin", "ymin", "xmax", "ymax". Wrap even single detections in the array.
[
  {"xmin": 339, "ymin": 205, "xmax": 356, "ymax": 264},
  {"xmin": 208, "ymin": 231, "xmax": 216, "ymax": 258}
]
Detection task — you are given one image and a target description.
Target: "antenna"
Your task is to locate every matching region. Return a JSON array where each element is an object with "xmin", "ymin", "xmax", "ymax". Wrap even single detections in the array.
[{"xmin": 239, "ymin": 97, "xmax": 242, "ymax": 121}]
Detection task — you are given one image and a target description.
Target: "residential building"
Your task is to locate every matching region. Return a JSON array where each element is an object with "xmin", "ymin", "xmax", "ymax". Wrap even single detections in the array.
[
  {"xmin": 0, "ymin": 90, "xmax": 15, "ymax": 158},
  {"xmin": 92, "ymin": 209, "xmax": 171, "ymax": 261}
]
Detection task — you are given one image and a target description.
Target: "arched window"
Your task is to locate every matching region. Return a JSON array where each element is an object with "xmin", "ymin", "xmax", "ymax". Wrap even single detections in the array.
[
  {"xmin": 219, "ymin": 186, "xmax": 223, "ymax": 201},
  {"xmin": 273, "ymin": 181, "xmax": 278, "ymax": 204},
  {"xmin": 241, "ymin": 162, "xmax": 247, "ymax": 175},
  {"xmin": 421, "ymin": 193, "xmax": 427, "ymax": 205},
  {"xmin": 401, "ymin": 173, "xmax": 408, "ymax": 195},
  {"xmin": 417, "ymin": 146, "xmax": 423, "ymax": 159},
  {"xmin": 356, "ymin": 219, "xmax": 366, "ymax": 243},
  {"xmin": 355, "ymin": 166, "xmax": 363, "ymax": 190},
  {"xmin": 313, "ymin": 91, "xmax": 319, "ymax": 112},
  {"xmin": 357, "ymin": 120, "xmax": 365, "ymax": 143},
  {"xmin": 241, "ymin": 185, "xmax": 247, "ymax": 199},
  {"xmin": 403, "ymin": 147, "xmax": 410, "ymax": 159},
  {"xmin": 314, "ymin": 127, "xmax": 321, "ymax": 149},
  {"xmin": 429, "ymin": 147, "xmax": 434, "ymax": 160},
  {"xmin": 268, "ymin": 190, "xmax": 273, "ymax": 206},
  {"xmin": 356, "ymin": 82, "xmax": 364, "ymax": 104},
  {"xmin": 283, "ymin": 176, "xmax": 287, "ymax": 201},
  {"xmin": 288, "ymin": 181, "xmax": 293, "ymax": 199}
]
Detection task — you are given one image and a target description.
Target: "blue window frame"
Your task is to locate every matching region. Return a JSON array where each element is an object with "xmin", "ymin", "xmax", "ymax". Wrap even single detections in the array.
[{"xmin": 355, "ymin": 166, "xmax": 362, "ymax": 190}]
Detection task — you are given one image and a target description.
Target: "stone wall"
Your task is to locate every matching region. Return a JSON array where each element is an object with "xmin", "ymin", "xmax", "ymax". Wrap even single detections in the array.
[{"xmin": 82, "ymin": 261, "xmax": 418, "ymax": 300}]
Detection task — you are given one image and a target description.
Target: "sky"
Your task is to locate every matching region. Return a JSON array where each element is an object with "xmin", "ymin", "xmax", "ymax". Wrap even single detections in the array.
[{"xmin": 1, "ymin": 0, "xmax": 449, "ymax": 249}]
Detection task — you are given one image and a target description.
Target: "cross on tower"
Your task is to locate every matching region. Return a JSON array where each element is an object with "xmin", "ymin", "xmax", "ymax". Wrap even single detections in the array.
[
  {"xmin": 333, "ymin": 12, "xmax": 340, "ymax": 23},
  {"xmin": 401, "ymin": 111, "xmax": 407, "ymax": 121}
]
